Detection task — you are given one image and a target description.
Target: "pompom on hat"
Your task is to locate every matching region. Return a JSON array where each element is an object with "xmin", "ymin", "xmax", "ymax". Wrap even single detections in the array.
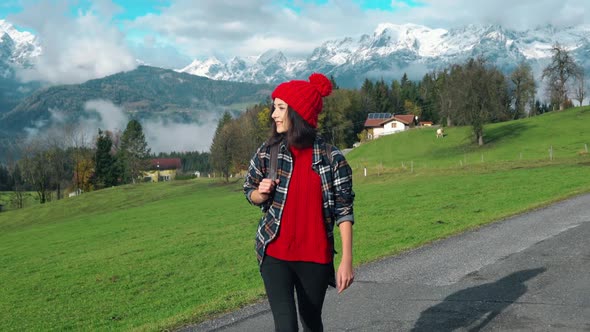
[{"xmin": 271, "ymin": 73, "xmax": 333, "ymax": 128}]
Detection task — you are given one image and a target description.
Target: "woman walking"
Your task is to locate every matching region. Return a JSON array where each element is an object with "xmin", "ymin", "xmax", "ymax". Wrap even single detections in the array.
[{"xmin": 243, "ymin": 73, "xmax": 355, "ymax": 331}]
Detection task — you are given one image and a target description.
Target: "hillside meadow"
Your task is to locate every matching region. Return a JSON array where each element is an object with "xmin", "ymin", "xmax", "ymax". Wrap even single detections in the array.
[{"xmin": 1, "ymin": 107, "xmax": 590, "ymax": 331}]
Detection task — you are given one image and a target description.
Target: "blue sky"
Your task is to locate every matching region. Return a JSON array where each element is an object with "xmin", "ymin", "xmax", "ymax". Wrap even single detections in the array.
[
  {"xmin": 0, "ymin": 0, "xmax": 169, "ymax": 20},
  {"xmin": 0, "ymin": 0, "xmax": 413, "ymax": 21},
  {"xmin": 1, "ymin": 0, "xmax": 588, "ymax": 85}
]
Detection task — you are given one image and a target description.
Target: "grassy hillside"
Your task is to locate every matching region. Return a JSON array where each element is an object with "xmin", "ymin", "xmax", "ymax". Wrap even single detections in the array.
[
  {"xmin": 346, "ymin": 106, "xmax": 590, "ymax": 169},
  {"xmin": 1, "ymin": 107, "xmax": 590, "ymax": 331}
]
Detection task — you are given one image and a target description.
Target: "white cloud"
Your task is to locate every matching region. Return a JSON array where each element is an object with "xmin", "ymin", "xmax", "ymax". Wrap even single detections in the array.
[
  {"xmin": 365, "ymin": 62, "xmax": 430, "ymax": 81},
  {"xmin": 129, "ymin": 36, "xmax": 192, "ymax": 69},
  {"xmin": 5, "ymin": 0, "xmax": 589, "ymax": 72},
  {"xmin": 23, "ymin": 99, "xmax": 215, "ymax": 152},
  {"xmin": 127, "ymin": 0, "xmax": 589, "ymax": 64},
  {"xmin": 84, "ymin": 99, "xmax": 128, "ymax": 133},
  {"xmin": 143, "ymin": 120, "xmax": 215, "ymax": 153},
  {"xmin": 128, "ymin": 0, "xmax": 367, "ymax": 62},
  {"xmin": 80, "ymin": 100, "xmax": 216, "ymax": 152},
  {"xmin": 81, "ymin": 100, "xmax": 215, "ymax": 153},
  {"xmin": 9, "ymin": 0, "xmax": 136, "ymax": 84},
  {"xmin": 386, "ymin": 0, "xmax": 589, "ymax": 30}
]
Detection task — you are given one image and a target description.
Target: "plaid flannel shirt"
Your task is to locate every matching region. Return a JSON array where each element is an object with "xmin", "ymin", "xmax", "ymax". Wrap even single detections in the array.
[{"xmin": 243, "ymin": 136, "xmax": 355, "ymax": 265}]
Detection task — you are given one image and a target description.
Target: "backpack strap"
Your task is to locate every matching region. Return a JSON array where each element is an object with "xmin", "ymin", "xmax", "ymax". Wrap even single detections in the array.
[
  {"xmin": 325, "ymin": 143, "xmax": 334, "ymax": 166},
  {"xmin": 268, "ymin": 144, "xmax": 279, "ymax": 180}
]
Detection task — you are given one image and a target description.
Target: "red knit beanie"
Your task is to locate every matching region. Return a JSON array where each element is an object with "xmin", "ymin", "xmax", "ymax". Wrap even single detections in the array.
[{"xmin": 271, "ymin": 73, "xmax": 333, "ymax": 128}]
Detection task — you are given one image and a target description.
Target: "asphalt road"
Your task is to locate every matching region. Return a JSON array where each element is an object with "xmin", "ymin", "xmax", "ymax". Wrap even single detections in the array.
[{"xmin": 184, "ymin": 193, "xmax": 590, "ymax": 331}]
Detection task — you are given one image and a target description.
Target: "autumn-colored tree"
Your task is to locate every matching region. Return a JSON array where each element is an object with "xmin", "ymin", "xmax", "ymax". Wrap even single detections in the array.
[
  {"xmin": 73, "ymin": 157, "xmax": 94, "ymax": 193},
  {"xmin": 404, "ymin": 100, "xmax": 422, "ymax": 118},
  {"xmin": 255, "ymin": 105, "xmax": 272, "ymax": 144}
]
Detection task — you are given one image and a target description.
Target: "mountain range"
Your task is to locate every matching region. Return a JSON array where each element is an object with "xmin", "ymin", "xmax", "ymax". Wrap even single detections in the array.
[
  {"xmin": 3, "ymin": 19, "xmax": 590, "ymax": 90},
  {"xmin": 178, "ymin": 23, "xmax": 590, "ymax": 87},
  {"xmin": 0, "ymin": 66, "xmax": 272, "ymax": 134}
]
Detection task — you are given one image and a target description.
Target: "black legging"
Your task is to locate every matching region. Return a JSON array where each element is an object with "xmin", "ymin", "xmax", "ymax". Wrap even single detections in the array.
[{"xmin": 260, "ymin": 255, "xmax": 333, "ymax": 332}]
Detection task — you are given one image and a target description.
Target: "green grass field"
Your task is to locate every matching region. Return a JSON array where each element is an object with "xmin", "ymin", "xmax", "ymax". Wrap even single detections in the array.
[{"xmin": 1, "ymin": 107, "xmax": 590, "ymax": 331}]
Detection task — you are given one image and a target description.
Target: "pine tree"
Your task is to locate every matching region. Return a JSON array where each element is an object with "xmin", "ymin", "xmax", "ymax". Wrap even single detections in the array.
[
  {"xmin": 118, "ymin": 120, "xmax": 151, "ymax": 184},
  {"xmin": 94, "ymin": 129, "xmax": 118, "ymax": 188},
  {"xmin": 0, "ymin": 163, "xmax": 9, "ymax": 191}
]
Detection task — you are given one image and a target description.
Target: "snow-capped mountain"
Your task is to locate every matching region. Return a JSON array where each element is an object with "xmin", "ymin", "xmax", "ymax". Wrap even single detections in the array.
[
  {"xmin": 178, "ymin": 49, "xmax": 298, "ymax": 84},
  {"xmin": 0, "ymin": 19, "xmax": 41, "ymax": 78},
  {"xmin": 178, "ymin": 23, "xmax": 590, "ymax": 87},
  {"xmin": 1, "ymin": 19, "xmax": 588, "ymax": 88}
]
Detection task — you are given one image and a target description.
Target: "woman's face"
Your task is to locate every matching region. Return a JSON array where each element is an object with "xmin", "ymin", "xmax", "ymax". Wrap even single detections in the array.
[{"xmin": 272, "ymin": 98, "xmax": 290, "ymax": 133}]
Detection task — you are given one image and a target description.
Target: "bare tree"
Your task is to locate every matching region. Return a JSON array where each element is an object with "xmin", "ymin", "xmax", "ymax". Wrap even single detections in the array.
[
  {"xmin": 20, "ymin": 139, "xmax": 52, "ymax": 204},
  {"xmin": 43, "ymin": 130, "xmax": 70, "ymax": 200},
  {"xmin": 542, "ymin": 43, "xmax": 582, "ymax": 110},
  {"xmin": 511, "ymin": 62, "xmax": 537, "ymax": 119},
  {"xmin": 574, "ymin": 71, "xmax": 586, "ymax": 107}
]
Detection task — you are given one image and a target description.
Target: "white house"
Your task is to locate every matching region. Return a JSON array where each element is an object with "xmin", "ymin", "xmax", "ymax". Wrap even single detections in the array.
[{"xmin": 363, "ymin": 113, "xmax": 417, "ymax": 139}]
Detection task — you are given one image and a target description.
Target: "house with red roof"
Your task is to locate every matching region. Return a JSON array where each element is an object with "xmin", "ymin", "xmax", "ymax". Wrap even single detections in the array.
[
  {"xmin": 363, "ymin": 113, "xmax": 417, "ymax": 139},
  {"xmin": 143, "ymin": 158, "xmax": 182, "ymax": 182}
]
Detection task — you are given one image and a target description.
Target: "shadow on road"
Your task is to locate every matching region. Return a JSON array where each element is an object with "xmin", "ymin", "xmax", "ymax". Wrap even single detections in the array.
[{"xmin": 411, "ymin": 267, "xmax": 546, "ymax": 332}]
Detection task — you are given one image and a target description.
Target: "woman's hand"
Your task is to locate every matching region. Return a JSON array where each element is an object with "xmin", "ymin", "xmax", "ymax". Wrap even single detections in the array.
[
  {"xmin": 337, "ymin": 259, "xmax": 354, "ymax": 293},
  {"xmin": 251, "ymin": 178, "xmax": 280, "ymax": 204},
  {"xmin": 337, "ymin": 221, "xmax": 353, "ymax": 293},
  {"xmin": 258, "ymin": 178, "xmax": 279, "ymax": 195}
]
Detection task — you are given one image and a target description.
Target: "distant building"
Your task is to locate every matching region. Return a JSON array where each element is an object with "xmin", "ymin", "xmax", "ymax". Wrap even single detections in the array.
[
  {"xmin": 68, "ymin": 189, "xmax": 83, "ymax": 198},
  {"xmin": 143, "ymin": 158, "xmax": 182, "ymax": 182},
  {"xmin": 363, "ymin": 113, "xmax": 418, "ymax": 139}
]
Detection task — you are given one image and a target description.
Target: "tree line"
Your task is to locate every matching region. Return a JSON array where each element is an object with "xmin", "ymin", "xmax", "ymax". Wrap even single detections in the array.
[
  {"xmin": 0, "ymin": 120, "xmax": 152, "ymax": 208},
  {"xmin": 1, "ymin": 43, "xmax": 585, "ymax": 197},
  {"xmin": 210, "ymin": 44, "xmax": 586, "ymax": 180},
  {"xmin": 0, "ymin": 118, "xmax": 216, "ymax": 209}
]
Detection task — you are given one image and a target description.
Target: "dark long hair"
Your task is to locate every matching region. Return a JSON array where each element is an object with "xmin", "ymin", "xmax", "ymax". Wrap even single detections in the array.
[{"xmin": 267, "ymin": 105, "xmax": 317, "ymax": 149}]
